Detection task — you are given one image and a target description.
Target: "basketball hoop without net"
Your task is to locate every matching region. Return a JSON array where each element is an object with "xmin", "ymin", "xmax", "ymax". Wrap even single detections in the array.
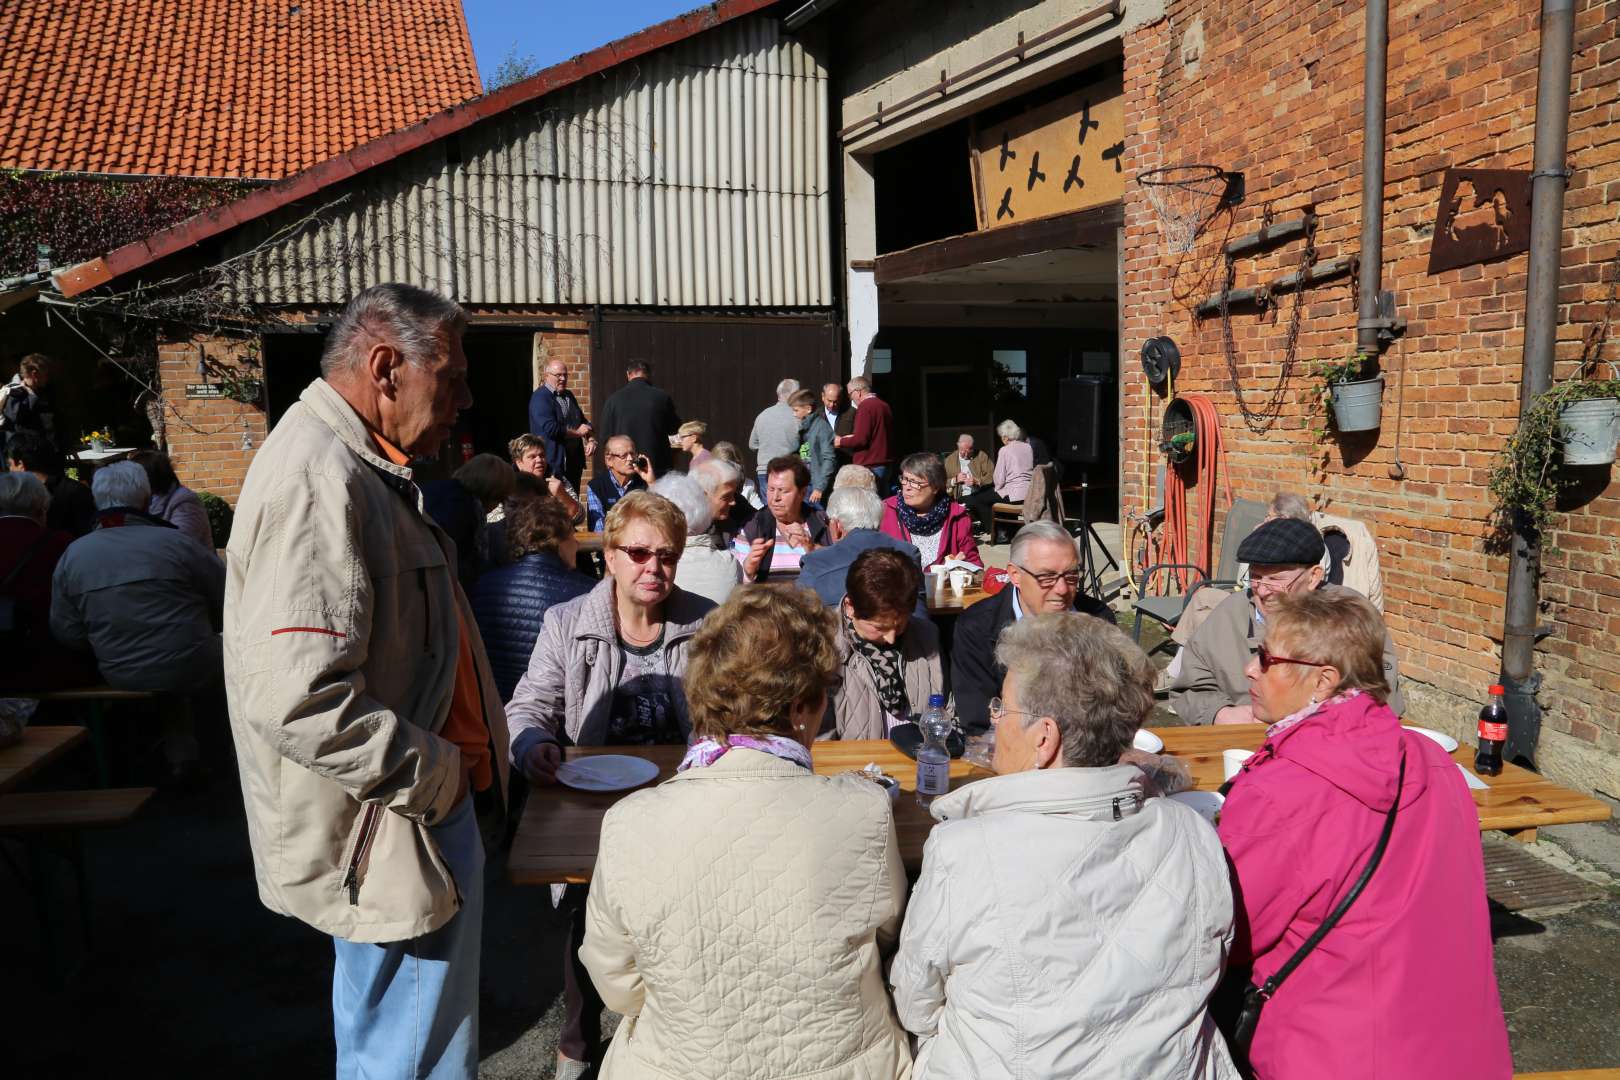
[{"xmin": 1137, "ymin": 166, "xmax": 1244, "ymax": 254}]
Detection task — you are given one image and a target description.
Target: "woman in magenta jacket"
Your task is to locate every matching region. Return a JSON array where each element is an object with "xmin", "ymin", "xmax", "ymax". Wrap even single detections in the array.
[
  {"xmin": 1218, "ymin": 588, "xmax": 1510, "ymax": 1080},
  {"xmin": 879, "ymin": 452, "xmax": 981, "ymax": 572}
]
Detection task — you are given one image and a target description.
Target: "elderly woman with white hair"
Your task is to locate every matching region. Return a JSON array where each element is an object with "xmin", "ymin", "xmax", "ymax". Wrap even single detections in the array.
[
  {"xmin": 892, "ymin": 611, "xmax": 1237, "ymax": 1080},
  {"xmin": 991, "ymin": 419, "xmax": 1033, "ymax": 507},
  {"xmin": 653, "ymin": 471, "xmax": 743, "ymax": 605},
  {"xmin": 691, "ymin": 455, "xmax": 751, "ymax": 544}
]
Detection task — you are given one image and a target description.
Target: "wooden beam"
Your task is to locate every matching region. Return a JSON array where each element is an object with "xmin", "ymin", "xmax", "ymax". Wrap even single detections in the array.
[{"xmin": 874, "ymin": 203, "xmax": 1123, "ymax": 285}]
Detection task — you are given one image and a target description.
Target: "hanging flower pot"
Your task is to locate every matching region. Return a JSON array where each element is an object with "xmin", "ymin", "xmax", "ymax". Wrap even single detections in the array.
[
  {"xmin": 1558, "ymin": 396, "xmax": 1619, "ymax": 466},
  {"xmin": 1328, "ymin": 375, "xmax": 1384, "ymax": 432}
]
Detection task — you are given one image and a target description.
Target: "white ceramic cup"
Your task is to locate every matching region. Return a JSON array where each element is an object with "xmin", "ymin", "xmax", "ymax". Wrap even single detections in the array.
[
  {"xmin": 1223, "ymin": 748, "xmax": 1254, "ymax": 781},
  {"xmin": 949, "ymin": 569, "xmax": 970, "ymax": 595}
]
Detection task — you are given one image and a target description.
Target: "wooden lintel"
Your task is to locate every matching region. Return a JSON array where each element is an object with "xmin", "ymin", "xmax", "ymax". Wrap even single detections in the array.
[{"xmin": 874, "ymin": 203, "xmax": 1123, "ymax": 284}]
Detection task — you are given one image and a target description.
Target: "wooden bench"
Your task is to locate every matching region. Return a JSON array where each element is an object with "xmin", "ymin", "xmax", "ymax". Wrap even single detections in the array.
[
  {"xmin": 1515, "ymin": 1071, "xmax": 1620, "ymax": 1079},
  {"xmin": 0, "ymin": 786, "xmax": 156, "ymax": 982},
  {"xmin": 0, "ymin": 726, "xmax": 88, "ymax": 793},
  {"xmin": 10, "ymin": 686, "xmax": 162, "ymax": 785}
]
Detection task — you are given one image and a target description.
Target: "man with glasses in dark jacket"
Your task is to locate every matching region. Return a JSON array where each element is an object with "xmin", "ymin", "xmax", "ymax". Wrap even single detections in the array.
[{"xmin": 951, "ymin": 520, "xmax": 1114, "ymax": 734}]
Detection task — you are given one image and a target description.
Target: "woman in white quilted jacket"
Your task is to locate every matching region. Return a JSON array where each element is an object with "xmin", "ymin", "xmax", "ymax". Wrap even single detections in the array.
[
  {"xmin": 890, "ymin": 612, "xmax": 1239, "ymax": 1080},
  {"xmin": 580, "ymin": 584, "xmax": 913, "ymax": 1080}
]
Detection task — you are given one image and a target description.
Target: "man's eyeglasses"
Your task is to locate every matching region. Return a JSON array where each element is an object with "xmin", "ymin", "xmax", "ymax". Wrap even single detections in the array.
[
  {"xmin": 546, "ymin": 370, "xmax": 568, "ymax": 380},
  {"xmin": 988, "ymin": 697, "xmax": 1037, "ymax": 725},
  {"xmin": 613, "ymin": 545, "xmax": 680, "ymax": 567},
  {"xmin": 605, "ymin": 451, "xmax": 632, "ymax": 460},
  {"xmin": 1014, "ymin": 564, "xmax": 1081, "ymax": 590},
  {"xmin": 1249, "ymin": 568, "xmax": 1310, "ymax": 596},
  {"xmin": 1255, "ymin": 644, "xmax": 1320, "ymax": 673}
]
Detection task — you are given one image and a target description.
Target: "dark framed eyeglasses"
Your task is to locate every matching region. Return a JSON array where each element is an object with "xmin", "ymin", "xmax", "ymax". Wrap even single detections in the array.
[
  {"xmin": 1255, "ymin": 644, "xmax": 1321, "ymax": 673},
  {"xmin": 614, "ymin": 545, "xmax": 680, "ymax": 567},
  {"xmin": 1014, "ymin": 564, "xmax": 1081, "ymax": 590}
]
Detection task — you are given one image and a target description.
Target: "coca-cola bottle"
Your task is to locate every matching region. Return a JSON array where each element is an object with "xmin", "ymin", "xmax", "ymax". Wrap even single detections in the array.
[{"xmin": 1474, "ymin": 684, "xmax": 1507, "ymax": 777}]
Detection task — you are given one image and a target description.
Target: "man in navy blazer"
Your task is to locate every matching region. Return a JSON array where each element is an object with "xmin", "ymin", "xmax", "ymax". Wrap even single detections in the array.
[
  {"xmin": 528, "ymin": 359, "xmax": 594, "ymax": 491},
  {"xmin": 798, "ymin": 487, "xmax": 927, "ymax": 618}
]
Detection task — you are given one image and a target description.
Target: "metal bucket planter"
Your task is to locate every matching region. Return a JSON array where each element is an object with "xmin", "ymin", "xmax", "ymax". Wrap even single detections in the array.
[
  {"xmin": 1328, "ymin": 376, "xmax": 1384, "ymax": 432},
  {"xmin": 1558, "ymin": 397, "xmax": 1619, "ymax": 466}
]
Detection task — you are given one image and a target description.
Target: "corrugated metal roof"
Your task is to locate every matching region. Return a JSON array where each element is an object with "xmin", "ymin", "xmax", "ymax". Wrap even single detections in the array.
[{"xmin": 213, "ymin": 16, "xmax": 831, "ymax": 309}]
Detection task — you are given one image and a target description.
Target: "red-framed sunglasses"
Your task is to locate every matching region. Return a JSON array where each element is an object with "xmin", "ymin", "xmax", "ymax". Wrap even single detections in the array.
[
  {"xmin": 1255, "ymin": 644, "xmax": 1321, "ymax": 672},
  {"xmin": 615, "ymin": 545, "xmax": 680, "ymax": 567}
]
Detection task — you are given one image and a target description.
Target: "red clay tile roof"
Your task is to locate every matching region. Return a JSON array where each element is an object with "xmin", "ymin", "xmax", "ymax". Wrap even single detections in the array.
[
  {"xmin": 55, "ymin": 0, "xmax": 781, "ymax": 298},
  {"xmin": 0, "ymin": 0, "xmax": 482, "ymax": 180}
]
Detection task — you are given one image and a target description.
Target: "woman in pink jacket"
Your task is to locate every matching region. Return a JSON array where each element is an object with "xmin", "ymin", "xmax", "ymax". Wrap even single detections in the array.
[
  {"xmin": 1218, "ymin": 588, "xmax": 1510, "ymax": 1080},
  {"xmin": 880, "ymin": 452, "xmax": 981, "ymax": 572}
]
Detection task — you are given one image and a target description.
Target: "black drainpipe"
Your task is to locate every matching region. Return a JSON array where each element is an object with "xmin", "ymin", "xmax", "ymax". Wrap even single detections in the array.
[
  {"xmin": 1355, "ymin": 0, "xmax": 1390, "ymax": 360},
  {"xmin": 1499, "ymin": 0, "xmax": 1577, "ymax": 766}
]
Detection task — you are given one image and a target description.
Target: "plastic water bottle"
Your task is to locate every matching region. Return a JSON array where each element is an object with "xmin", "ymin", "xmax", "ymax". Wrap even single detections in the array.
[{"xmin": 916, "ymin": 694, "xmax": 951, "ymax": 809}]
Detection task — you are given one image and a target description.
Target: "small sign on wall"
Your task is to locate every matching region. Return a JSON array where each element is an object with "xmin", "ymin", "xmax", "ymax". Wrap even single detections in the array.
[
  {"xmin": 185, "ymin": 383, "xmax": 226, "ymax": 398},
  {"xmin": 970, "ymin": 72, "xmax": 1126, "ymax": 230}
]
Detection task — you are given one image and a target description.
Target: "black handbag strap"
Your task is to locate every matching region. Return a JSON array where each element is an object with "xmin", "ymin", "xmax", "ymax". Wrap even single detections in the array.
[
  {"xmin": 1253, "ymin": 753, "xmax": 1406, "ymax": 1002},
  {"xmin": 2, "ymin": 530, "xmax": 50, "ymax": 591}
]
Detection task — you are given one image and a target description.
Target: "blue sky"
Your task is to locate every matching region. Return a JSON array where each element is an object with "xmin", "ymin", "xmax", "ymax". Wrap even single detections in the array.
[{"xmin": 462, "ymin": 1, "xmax": 702, "ymax": 84}]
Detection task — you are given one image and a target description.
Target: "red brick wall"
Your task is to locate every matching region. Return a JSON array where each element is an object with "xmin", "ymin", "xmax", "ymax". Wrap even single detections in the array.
[
  {"xmin": 156, "ymin": 333, "xmax": 268, "ymax": 503},
  {"xmin": 1121, "ymin": 0, "xmax": 1620, "ymax": 793},
  {"xmin": 533, "ymin": 320, "xmax": 594, "ymax": 479}
]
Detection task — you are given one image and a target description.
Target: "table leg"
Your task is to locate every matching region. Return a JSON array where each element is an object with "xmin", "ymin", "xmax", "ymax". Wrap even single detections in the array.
[
  {"xmin": 85, "ymin": 702, "xmax": 111, "ymax": 787},
  {"xmin": 1505, "ymin": 827, "xmax": 1539, "ymax": 845}
]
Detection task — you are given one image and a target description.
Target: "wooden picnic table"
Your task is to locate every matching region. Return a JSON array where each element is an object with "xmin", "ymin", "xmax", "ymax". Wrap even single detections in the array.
[
  {"xmin": 508, "ymin": 725, "xmax": 1613, "ymax": 886},
  {"xmin": 574, "ymin": 529, "xmax": 603, "ymax": 552},
  {"xmin": 925, "ymin": 582, "xmax": 992, "ymax": 616},
  {"xmin": 0, "ymin": 726, "xmax": 88, "ymax": 794}
]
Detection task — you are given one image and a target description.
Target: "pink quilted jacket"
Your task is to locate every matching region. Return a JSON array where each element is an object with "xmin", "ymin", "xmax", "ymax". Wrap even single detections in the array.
[{"xmin": 1217, "ymin": 692, "xmax": 1511, "ymax": 1079}]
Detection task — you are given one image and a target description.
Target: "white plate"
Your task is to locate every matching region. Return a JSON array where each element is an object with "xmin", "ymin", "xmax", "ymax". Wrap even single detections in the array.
[
  {"xmin": 1169, "ymin": 790, "xmax": 1225, "ymax": 823},
  {"xmin": 1404, "ymin": 726, "xmax": 1459, "ymax": 753},
  {"xmin": 1456, "ymin": 763, "xmax": 1490, "ymax": 791},
  {"xmin": 555, "ymin": 755, "xmax": 662, "ymax": 792},
  {"xmin": 1132, "ymin": 729, "xmax": 1165, "ymax": 753}
]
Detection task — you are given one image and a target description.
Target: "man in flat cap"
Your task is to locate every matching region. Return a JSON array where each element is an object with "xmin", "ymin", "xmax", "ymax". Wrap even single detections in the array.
[{"xmin": 1169, "ymin": 517, "xmax": 1403, "ymax": 725}]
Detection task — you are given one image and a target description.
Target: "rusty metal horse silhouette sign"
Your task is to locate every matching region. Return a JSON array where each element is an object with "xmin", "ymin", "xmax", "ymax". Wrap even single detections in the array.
[{"xmin": 1427, "ymin": 168, "xmax": 1532, "ymax": 274}]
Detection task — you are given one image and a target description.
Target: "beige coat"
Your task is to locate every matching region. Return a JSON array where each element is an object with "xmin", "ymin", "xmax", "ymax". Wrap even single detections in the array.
[
  {"xmin": 224, "ymin": 378, "xmax": 509, "ymax": 943},
  {"xmin": 943, "ymin": 450, "xmax": 993, "ymax": 500},
  {"xmin": 828, "ymin": 619, "xmax": 944, "ymax": 740},
  {"xmin": 581, "ymin": 747, "xmax": 913, "ymax": 1080},
  {"xmin": 1168, "ymin": 585, "xmax": 1403, "ymax": 725},
  {"xmin": 1313, "ymin": 510, "xmax": 1385, "ymax": 611}
]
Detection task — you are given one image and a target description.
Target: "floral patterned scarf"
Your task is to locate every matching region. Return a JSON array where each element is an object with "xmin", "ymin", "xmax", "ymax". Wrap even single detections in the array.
[{"xmin": 677, "ymin": 733, "xmax": 812, "ymax": 773}]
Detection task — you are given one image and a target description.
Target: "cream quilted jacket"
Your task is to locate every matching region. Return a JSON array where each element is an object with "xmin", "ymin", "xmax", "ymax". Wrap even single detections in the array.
[
  {"xmin": 580, "ymin": 747, "xmax": 914, "ymax": 1080},
  {"xmin": 891, "ymin": 765, "xmax": 1239, "ymax": 1080}
]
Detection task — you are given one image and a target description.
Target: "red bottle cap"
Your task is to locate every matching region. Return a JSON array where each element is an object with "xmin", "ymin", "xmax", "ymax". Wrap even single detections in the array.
[{"xmin": 1488, "ymin": 684, "xmax": 1505, "ymax": 695}]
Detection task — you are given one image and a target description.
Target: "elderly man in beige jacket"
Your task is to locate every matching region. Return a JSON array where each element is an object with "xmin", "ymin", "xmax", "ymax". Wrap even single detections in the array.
[
  {"xmin": 1169, "ymin": 517, "xmax": 1402, "ymax": 725},
  {"xmin": 224, "ymin": 283, "xmax": 508, "ymax": 1079}
]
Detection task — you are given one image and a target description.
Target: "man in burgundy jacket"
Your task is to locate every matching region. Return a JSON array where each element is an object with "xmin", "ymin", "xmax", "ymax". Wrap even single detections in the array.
[{"xmin": 836, "ymin": 375, "xmax": 895, "ymax": 492}]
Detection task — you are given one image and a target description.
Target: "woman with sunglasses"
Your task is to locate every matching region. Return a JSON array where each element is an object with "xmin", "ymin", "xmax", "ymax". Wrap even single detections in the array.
[
  {"xmin": 891, "ymin": 611, "xmax": 1237, "ymax": 1079},
  {"xmin": 1217, "ymin": 589, "xmax": 1508, "ymax": 1080},
  {"xmin": 580, "ymin": 585, "xmax": 912, "ymax": 1080},
  {"xmin": 505, "ymin": 490, "xmax": 717, "ymax": 1078},
  {"xmin": 879, "ymin": 451, "xmax": 981, "ymax": 571}
]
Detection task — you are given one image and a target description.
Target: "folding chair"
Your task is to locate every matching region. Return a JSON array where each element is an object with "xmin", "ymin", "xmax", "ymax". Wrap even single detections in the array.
[{"xmin": 1131, "ymin": 498, "xmax": 1266, "ymax": 652}]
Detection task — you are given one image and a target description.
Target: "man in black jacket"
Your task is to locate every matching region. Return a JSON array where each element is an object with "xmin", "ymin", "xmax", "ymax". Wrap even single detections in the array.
[
  {"xmin": 951, "ymin": 520, "xmax": 1114, "ymax": 733},
  {"xmin": 5, "ymin": 429, "xmax": 94, "ymax": 538},
  {"xmin": 597, "ymin": 359, "xmax": 681, "ymax": 475}
]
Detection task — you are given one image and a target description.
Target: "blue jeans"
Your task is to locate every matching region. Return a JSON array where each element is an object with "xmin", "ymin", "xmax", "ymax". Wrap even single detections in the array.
[
  {"xmin": 332, "ymin": 794, "xmax": 483, "ymax": 1080},
  {"xmin": 869, "ymin": 464, "xmax": 891, "ymax": 495}
]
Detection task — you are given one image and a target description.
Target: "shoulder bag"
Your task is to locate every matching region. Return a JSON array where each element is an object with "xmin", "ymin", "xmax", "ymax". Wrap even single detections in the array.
[{"xmin": 1226, "ymin": 754, "xmax": 1407, "ymax": 1073}]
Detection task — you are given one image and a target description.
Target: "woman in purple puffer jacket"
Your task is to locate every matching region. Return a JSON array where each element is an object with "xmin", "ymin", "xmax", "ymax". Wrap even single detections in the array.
[
  {"xmin": 1218, "ymin": 588, "xmax": 1510, "ymax": 1079},
  {"xmin": 130, "ymin": 449, "xmax": 214, "ymax": 549}
]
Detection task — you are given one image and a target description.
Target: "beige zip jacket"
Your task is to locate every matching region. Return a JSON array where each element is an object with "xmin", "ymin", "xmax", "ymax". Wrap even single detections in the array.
[{"xmin": 224, "ymin": 378, "xmax": 509, "ymax": 943}]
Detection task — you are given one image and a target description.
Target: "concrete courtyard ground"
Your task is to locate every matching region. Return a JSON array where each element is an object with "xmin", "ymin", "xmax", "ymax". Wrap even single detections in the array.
[{"xmin": 5, "ymin": 595, "xmax": 1617, "ymax": 1076}]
